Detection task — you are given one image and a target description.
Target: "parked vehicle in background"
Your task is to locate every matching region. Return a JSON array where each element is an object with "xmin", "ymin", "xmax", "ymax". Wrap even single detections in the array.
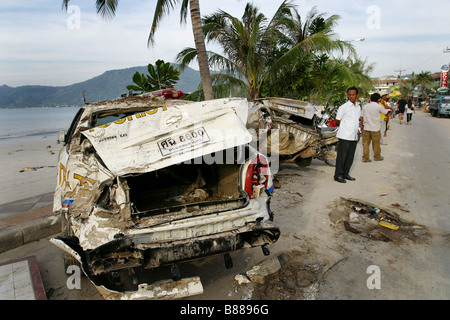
[
  {"xmin": 429, "ymin": 96, "xmax": 450, "ymax": 118},
  {"xmin": 51, "ymin": 95, "xmax": 280, "ymax": 300}
]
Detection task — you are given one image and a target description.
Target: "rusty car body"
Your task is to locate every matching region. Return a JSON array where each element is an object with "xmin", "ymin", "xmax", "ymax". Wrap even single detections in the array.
[{"xmin": 248, "ymin": 97, "xmax": 339, "ymax": 167}]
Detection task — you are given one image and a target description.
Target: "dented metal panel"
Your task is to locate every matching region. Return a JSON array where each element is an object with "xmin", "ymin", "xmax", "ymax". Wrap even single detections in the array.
[
  {"xmin": 50, "ymin": 238, "xmax": 204, "ymax": 300},
  {"xmin": 266, "ymin": 120, "xmax": 321, "ymax": 156},
  {"xmin": 130, "ymin": 199, "xmax": 268, "ymax": 244},
  {"xmin": 260, "ymin": 97, "xmax": 318, "ymax": 120},
  {"xmin": 81, "ymin": 98, "xmax": 252, "ymax": 176},
  {"xmin": 249, "ymin": 97, "xmax": 338, "ymax": 166},
  {"xmin": 102, "ymin": 278, "xmax": 204, "ymax": 300}
]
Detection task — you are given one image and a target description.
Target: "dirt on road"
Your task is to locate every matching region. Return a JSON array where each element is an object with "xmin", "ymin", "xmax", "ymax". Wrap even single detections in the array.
[
  {"xmin": 250, "ymin": 193, "xmax": 432, "ymax": 300},
  {"xmin": 227, "ymin": 110, "xmax": 450, "ymax": 300}
]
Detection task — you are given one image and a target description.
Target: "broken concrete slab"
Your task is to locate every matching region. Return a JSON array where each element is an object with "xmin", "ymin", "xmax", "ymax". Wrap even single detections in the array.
[
  {"xmin": 234, "ymin": 274, "xmax": 251, "ymax": 285},
  {"xmin": 245, "ymin": 256, "xmax": 281, "ymax": 284}
]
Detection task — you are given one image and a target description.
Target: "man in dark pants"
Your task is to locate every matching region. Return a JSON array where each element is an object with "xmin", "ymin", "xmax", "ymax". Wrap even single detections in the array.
[
  {"xmin": 333, "ymin": 87, "xmax": 361, "ymax": 183},
  {"xmin": 397, "ymin": 97, "xmax": 407, "ymax": 124}
]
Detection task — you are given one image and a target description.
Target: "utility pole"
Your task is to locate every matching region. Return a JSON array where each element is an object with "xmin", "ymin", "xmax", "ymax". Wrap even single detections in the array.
[{"xmin": 395, "ymin": 67, "xmax": 406, "ymax": 95}]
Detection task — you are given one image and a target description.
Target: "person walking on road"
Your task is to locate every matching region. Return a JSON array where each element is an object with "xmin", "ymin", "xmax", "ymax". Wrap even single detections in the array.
[
  {"xmin": 333, "ymin": 87, "xmax": 361, "ymax": 183},
  {"xmin": 389, "ymin": 98, "xmax": 395, "ymax": 119},
  {"xmin": 379, "ymin": 91, "xmax": 393, "ymax": 144},
  {"xmin": 406, "ymin": 99, "xmax": 415, "ymax": 125},
  {"xmin": 361, "ymin": 93, "xmax": 391, "ymax": 162},
  {"xmin": 397, "ymin": 97, "xmax": 407, "ymax": 124}
]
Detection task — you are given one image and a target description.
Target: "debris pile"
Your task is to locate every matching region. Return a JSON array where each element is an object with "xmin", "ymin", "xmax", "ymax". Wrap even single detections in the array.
[
  {"xmin": 234, "ymin": 249, "xmax": 335, "ymax": 300},
  {"xmin": 330, "ymin": 197, "xmax": 429, "ymax": 244}
]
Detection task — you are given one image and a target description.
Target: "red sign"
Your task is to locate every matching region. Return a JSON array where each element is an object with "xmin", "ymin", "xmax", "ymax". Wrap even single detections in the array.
[{"xmin": 441, "ymin": 71, "xmax": 448, "ymax": 88}]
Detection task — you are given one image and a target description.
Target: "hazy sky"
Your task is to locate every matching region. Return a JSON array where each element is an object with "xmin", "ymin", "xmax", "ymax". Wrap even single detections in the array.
[{"xmin": 1, "ymin": 0, "xmax": 449, "ymax": 87}]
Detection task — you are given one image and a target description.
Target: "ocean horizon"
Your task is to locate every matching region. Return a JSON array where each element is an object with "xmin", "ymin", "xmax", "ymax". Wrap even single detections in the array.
[{"xmin": 0, "ymin": 107, "xmax": 80, "ymax": 140}]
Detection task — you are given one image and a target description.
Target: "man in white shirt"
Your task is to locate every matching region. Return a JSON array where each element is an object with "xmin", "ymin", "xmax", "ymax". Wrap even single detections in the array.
[
  {"xmin": 361, "ymin": 92, "xmax": 390, "ymax": 162},
  {"xmin": 334, "ymin": 87, "xmax": 361, "ymax": 183}
]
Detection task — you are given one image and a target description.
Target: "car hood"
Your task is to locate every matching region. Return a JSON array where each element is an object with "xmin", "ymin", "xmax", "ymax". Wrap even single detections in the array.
[{"xmin": 82, "ymin": 98, "xmax": 252, "ymax": 176}]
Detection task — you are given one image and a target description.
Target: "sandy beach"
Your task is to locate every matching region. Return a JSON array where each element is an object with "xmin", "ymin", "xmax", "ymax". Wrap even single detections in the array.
[{"xmin": 0, "ymin": 134, "xmax": 61, "ymax": 205}]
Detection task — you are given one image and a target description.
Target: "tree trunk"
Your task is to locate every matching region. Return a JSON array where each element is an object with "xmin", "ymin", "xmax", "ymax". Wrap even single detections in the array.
[
  {"xmin": 189, "ymin": 0, "xmax": 214, "ymax": 100},
  {"xmin": 248, "ymin": 79, "xmax": 260, "ymax": 101}
]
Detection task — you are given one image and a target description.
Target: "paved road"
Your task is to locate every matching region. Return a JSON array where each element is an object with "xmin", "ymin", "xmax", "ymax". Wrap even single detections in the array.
[
  {"xmin": 398, "ymin": 110, "xmax": 450, "ymax": 231},
  {"xmin": 313, "ymin": 110, "xmax": 450, "ymax": 299}
]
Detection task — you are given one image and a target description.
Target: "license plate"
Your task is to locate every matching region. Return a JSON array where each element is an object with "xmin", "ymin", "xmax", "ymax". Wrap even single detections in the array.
[{"xmin": 157, "ymin": 127, "xmax": 210, "ymax": 156}]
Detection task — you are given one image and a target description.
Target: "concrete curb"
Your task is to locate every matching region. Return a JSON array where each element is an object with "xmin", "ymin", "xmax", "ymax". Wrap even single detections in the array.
[{"xmin": 0, "ymin": 215, "xmax": 61, "ymax": 254}]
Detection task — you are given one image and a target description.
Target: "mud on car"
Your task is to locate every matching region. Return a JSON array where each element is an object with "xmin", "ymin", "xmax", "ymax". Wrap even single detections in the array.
[{"xmin": 51, "ymin": 96, "xmax": 280, "ymax": 299}]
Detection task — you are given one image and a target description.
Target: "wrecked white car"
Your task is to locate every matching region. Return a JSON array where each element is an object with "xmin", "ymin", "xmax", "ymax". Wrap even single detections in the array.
[{"xmin": 50, "ymin": 96, "xmax": 280, "ymax": 299}]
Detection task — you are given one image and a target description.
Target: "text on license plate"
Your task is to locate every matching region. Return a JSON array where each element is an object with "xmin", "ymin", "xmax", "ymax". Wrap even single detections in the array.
[{"xmin": 157, "ymin": 127, "xmax": 210, "ymax": 156}]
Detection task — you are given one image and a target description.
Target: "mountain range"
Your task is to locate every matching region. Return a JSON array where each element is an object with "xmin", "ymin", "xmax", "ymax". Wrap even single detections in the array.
[{"xmin": 0, "ymin": 64, "xmax": 201, "ymax": 108}]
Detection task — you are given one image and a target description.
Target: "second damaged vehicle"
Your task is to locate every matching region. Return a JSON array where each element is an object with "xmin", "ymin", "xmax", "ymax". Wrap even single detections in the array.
[
  {"xmin": 248, "ymin": 97, "xmax": 339, "ymax": 167},
  {"xmin": 50, "ymin": 96, "xmax": 280, "ymax": 300}
]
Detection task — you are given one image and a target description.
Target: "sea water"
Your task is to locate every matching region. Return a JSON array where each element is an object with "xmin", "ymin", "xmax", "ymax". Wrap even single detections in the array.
[{"xmin": 0, "ymin": 107, "xmax": 80, "ymax": 140}]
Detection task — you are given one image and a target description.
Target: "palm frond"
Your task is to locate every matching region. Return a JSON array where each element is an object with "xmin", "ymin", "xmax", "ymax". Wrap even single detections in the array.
[
  {"xmin": 149, "ymin": 0, "xmax": 183, "ymax": 45},
  {"xmin": 62, "ymin": 0, "xmax": 118, "ymax": 20},
  {"xmin": 96, "ymin": 0, "xmax": 118, "ymax": 20}
]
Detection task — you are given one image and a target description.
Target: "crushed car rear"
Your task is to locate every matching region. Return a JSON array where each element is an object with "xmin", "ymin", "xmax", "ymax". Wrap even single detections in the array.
[{"xmin": 51, "ymin": 97, "xmax": 280, "ymax": 299}]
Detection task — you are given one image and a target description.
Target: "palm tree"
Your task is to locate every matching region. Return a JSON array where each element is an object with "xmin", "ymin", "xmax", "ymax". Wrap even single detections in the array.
[
  {"xmin": 262, "ymin": 6, "xmax": 360, "ymax": 104},
  {"xmin": 278, "ymin": 6, "xmax": 346, "ymax": 51},
  {"xmin": 62, "ymin": 0, "xmax": 214, "ymax": 100},
  {"xmin": 149, "ymin": 0, "xmax": 213, "ymax": 100},
  {"xmin": 415, "ymin": 71, "xmax": 433, "ymax": 100},
  {"xmin": 178, "ymin": 1, "xmax": 295, "ymax": 100},
  {"xmin": 338, "ymin": 56, "xmax": 375, "ymax": 96},
  {"xmin": 176, "ymin": 1, "xmax": 355, "ymax": 101}
]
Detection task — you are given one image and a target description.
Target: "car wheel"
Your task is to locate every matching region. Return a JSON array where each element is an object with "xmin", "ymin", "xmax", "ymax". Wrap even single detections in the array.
[{"xmin": 295, "ymin": 157, "xmax": 312, "ymax": 167}]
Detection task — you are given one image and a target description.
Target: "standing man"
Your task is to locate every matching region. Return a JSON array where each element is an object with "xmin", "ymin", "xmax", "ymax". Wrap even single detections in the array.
[
  {"xmin": 334, "ymin": 87, "xmax": 361, "ymax": 183},
  {"xmin": 361, "ymin": 93, "xmax": 391, "ymax": 162},
  {"xmin": 397, "ymin": 96, "xmax": 407, "ymax": 124}
]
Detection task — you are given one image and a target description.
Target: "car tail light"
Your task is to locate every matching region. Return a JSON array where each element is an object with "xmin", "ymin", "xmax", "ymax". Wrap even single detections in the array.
[
  {"xmin": 162, "ymin": 89, "xmax": 184, "ymax": 99},
  {"xmin": 244, "ymin": 154, "xmax": 273, "ymax": 199}
]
